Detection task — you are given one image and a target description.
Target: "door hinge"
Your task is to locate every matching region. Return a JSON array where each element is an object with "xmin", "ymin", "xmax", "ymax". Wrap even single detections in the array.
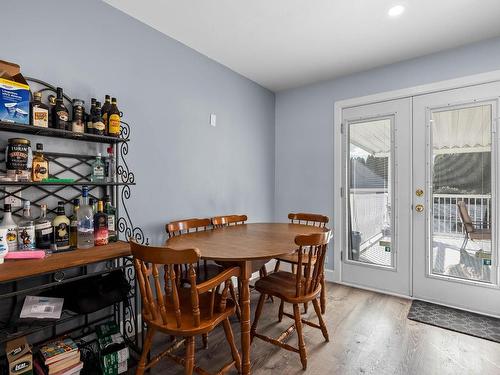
[
  {"xmin": 340, "ymin": 187, "xmax": 344, "ymax": 197},
  {"xmin": 340, "ymin": 251, "xmax": 344, "ymax": 261},
  {"xmin": 340, "ymin": 122, "xmax": 344, "ymax": 134}
]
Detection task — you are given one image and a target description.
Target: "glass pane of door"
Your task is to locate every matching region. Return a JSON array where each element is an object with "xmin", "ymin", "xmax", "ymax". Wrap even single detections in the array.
[
  {"xmin": 348, "ymin": 118, "xmax": 393, "ymax": 267},
  {"xmin": 430, "ymin": 104, "xmax": 493, "ymax": 283}
]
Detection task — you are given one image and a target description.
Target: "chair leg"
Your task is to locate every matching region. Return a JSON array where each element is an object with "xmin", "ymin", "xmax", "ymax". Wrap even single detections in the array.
[
  {"xmin": 273, "ymin": 260, "xmax": 281, "ymax": 273},
  {"xmin": 303, "ymin": 302, "xmax": 309, "ymax": 314},
  {"xmin": 320, "ymin": 275, "xmax": 326, "ymax": 315},
  {"xmin": 223, "ymin": 318, "xmax": 242, "ymax": 373},
  {"xmin": 260, "ymin": 265, "xmax": 268, "ymax": 277},
  {"xmin": 251, "ymin": 293, "xmax": 266, "ymax": 342},
  {"xmin": 136, "ymin": 326, "xmax": 155, "ymax": 375},
  {"xmin": 202, "ymin": 334, "xmax": 208, "ymax": 349},
  {"xmin": 229, "ymin": 281, "xmax": 241, "ymax": 320},
  {"xmin": 312, "ymin": 298, "xmax": 329, "ymax": 342},
  {"xmin": 293, "ymin": 304, "xmax": 307, "ymax": 370},
  {"xmin": 184, "ymin": 337, "xmax": 195, "ymax": 375},
  {"xmin": 278, "ymin": 299, "xmax": 284, "ymax": 322}
]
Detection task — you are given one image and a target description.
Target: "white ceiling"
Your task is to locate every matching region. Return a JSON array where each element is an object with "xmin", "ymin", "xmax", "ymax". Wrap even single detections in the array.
[{"xmin": 104, "ymin": 0, "xmax": 500, "ymax": 92}]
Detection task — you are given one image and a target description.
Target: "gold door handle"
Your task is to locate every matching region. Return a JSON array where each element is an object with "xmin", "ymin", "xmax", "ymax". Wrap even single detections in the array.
[
  {"xmin": 415, "ymin": 204, "xmax": 424, "ymax": 212},
  {"xmin": 416, "ymin": 189, "xmax": 424, "ymax": 197}
]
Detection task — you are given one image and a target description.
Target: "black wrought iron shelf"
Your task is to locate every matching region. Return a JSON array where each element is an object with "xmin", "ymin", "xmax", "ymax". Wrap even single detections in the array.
[
  {"xmin": 0, "ymin": 120, "xmax": 127, "ymax": 144},
  {"xmin": 0, "ymin": 181, "xmax": 135, "ymax": 186}
]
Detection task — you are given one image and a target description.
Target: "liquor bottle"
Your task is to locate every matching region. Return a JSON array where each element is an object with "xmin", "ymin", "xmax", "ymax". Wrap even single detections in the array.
[
  {"xmin": 53, "ymin": 201, "xmax": 70, "ymax": 251},
  {"xmin": 101, "ymin": 95, "xmax": 111, "ymax": 134},
  {"xmin": 52, "ymin": 87, "xmax": 69, "ymax": 130},
  {"xmin": 86, "ymin": 98, "xmax": 96, "ymax": 134},
  {"xmin": 69, "ymin": 198, "xmax": 79, "ymax": 248},
  {"xmin": 35, "ymin": 203, "xmax": 53, "ymax": 249},
  {"xmin": 105, "ymin": 146, "xmax": 116, "ymax": 183},
  {"xmin": 107, "ymin": 97, "xmax": 121, "ymax": 137},
  {"xmin": 0, "ymin": 204, "xmax": 18, "ymax": 251},
  {"xmin": 77, "ymin": 186, "xmax": 94, "ymax": 249},
  {"xmin": 31, "ymin": 143, "xmax": 49, "ymax": 182},
  {"xmin": 48, "ymin": 95, "xmax": 56, "ymax": 128},
  {"xmin": 92, "ymin": 101, "xmax": 106, "ymax": 135},
  {"xmin": 104, "ymin": 195, "xmax": 117, "ymax": 242},
  {"xmin": 18, "ymin": 201, "xmax": 36, "ymax": 250},
  {"xmin": 30, "ymin": 91, "xmax": 49, "ymax": 128},
  {"xmin": 94, "ymin": 200, "xmax": 108, "ymax": 246},
  {"xmin": 91, "ymin": 153, "xmax": 105, "ymax": 182},
  {"xmin": 72, "ymin": 99, "xmax": 85, "ymax": 133}
]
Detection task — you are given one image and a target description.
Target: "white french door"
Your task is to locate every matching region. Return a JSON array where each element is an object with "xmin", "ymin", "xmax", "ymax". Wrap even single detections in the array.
[
  {"xmin": 341, "ymin": 98, "xmax": 412, "ymax": 296},
  {"xmin": 412, "ymin": 82, "xmax": 500, "ymax": 316},
  {"xmin": 339, "ymin": 81, "xmax": 500, "ymax": 316}
]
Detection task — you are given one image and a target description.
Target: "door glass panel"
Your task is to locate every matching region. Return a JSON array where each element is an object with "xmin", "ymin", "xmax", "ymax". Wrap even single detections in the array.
[
  {"xmin": 431, "ymin": 104, "xmax": 493, "ymax": 283},
  {"xmin": 348, "ymin": 118, "xmax": 393, "ymax": 267}
]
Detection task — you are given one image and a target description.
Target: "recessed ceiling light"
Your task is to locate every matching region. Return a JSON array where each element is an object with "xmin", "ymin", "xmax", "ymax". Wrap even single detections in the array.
[{"xmin": 388, "ymin": 5, "xmax": 405, "ymax": 17}]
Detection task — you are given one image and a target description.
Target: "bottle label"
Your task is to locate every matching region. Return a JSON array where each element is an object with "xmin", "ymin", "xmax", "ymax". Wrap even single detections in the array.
[
  {"xmin": 54, "ymin": 222, "xmax": 69, "ymax": 247},
  {"xmin": 33, "ymin": 107, "xmax": 49, "ymax": 127},
  {"xmin": 33, "ymin": 161, "xmax": 49, "ymax": 181},
  {"xmin": 108, "ymin": 114, "xmax": 121, "ymax": 135},
  {"xmin": 95, "ymin": 215, "xmax": 109, "ymax": 246},
  {"xmin": 18, "ymin": 225, "xmax": 36, "ymax": 249},
  {"xmin": 35, "ymin": 221, "xmax": 53, "ymax": 235},
  {"xmin": 72, "ymin": 120, "xmax": 85, "ymax": 133},
  {"xmin": 56, "ymin": 110, "xmax": 69, "ymax": 122},
  {"xmin": 107, "ymin": 215, "xmax": 115, "ymax": 232},
  {"xmin": 6, "ymin": 227, "xmax": 18, "ymax": 251},
  {"xmin": 94, "ymin": 121, "xmax": 105, "ymax": 132},
  {"xmin": 93, "ymin": 165, "xmax": 104, "ymax": 177}
]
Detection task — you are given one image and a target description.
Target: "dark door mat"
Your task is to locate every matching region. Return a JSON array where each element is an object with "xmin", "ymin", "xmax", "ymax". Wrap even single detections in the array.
[{"xmin": 408, "ymin": 300, "xmax": 500, "ymax": 343}]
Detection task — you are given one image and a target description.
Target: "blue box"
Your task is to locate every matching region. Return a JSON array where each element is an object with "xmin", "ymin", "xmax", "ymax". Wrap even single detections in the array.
[{"xmin": 0, "ymin": 60, "xmax": 30, "ymax": 125}]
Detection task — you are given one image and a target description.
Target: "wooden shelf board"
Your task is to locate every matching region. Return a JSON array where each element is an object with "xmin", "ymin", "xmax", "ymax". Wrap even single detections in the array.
[{"xmin": 0, "ymin": 241, "xmax": 131, "ymax": 283}]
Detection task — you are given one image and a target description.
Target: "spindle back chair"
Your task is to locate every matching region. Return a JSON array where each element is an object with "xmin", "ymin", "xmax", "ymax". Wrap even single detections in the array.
[
  {"xmin": 166, "ymin": 217, "xmax": 241, "ymax": 321},
  {"xmin": 130, "ymin": 240, "xmax": 241, "ymax": 375},
  {"xmin": 251, "ymin": 231, "xmax": 332, "ymax": 370},
  {"xmin": 274, "ymin": 212, "xmax": 330, "ymax": 314},
  {"xmin": 211, "ymin": 214, "xmax": 248, "ymax": 228}
]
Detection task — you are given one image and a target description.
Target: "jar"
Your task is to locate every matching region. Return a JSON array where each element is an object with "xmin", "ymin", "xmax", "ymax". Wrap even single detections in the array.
[{"xmin": 6, "ymin": 138, "xmax": 32, "ymax": 179}]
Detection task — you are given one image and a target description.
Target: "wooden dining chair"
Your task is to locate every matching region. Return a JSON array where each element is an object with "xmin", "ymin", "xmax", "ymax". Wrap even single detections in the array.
[
  {"xmin": 273, "ymin": 213, "xmax": 329, "ymax": 314},
  {"xmin": 167, "ymin": 218, "xmax": 241, "ymax": 321},
  {"xmin": 250, "ymin": 231, "xmax": 332, "ymax": 370},
  {"xmin": 130, "ymin": 240, "xmax": 241, "ymax": 375},
  {"xmin": 211, "ymin": 214, "xmax": 272, "ymax": 303},
  {"xmin": 211, "ymin": 214, "xmax": 248, "ymax": 228}
]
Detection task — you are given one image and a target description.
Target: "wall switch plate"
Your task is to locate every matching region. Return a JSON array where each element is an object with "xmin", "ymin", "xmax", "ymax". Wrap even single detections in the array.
[{"xmin": 210, "ymin": 113, "xmax": 216, "ymax": 127}]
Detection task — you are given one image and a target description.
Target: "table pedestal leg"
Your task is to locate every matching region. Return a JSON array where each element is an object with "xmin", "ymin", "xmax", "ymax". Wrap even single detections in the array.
[{"xmin": 239, "ymin": 260, "xmax": 252, "ymax": 375}]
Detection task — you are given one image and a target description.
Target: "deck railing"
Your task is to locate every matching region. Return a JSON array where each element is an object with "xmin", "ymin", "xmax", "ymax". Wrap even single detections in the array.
[
  {"xmin": 433, "ymin": 194, "xmax": 491, "ymax": 235},
  {"xmin": 350, "ymin": 190, "xmax": 491, "ymax": 238}
]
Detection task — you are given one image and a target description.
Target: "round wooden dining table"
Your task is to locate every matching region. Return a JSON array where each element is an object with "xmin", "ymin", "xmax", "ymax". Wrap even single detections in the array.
[{"xmin": 166, "ymin": 223, "xmax": 328, "ymax": 375}]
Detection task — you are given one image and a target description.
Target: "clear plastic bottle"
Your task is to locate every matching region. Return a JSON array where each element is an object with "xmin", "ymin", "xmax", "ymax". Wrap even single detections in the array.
[
  {"xmin": 18, "ymin": 201, "xmax": 36, "ymax": 250},
  {"xmin": 0, "ymin": 204, "xmax": 17, "ymax": 251},
  {"xmin": 77, "ymin": 186, "xmax": 94, "ymax": 249}
]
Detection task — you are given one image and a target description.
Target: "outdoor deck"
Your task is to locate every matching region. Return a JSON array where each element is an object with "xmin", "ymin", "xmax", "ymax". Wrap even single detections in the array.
[{"xmin": 359, "ymin": 233, "xmax": 491, "ymax": 282}]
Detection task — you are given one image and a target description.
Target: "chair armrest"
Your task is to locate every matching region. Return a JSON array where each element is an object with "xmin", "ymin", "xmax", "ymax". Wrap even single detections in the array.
[{"xmin": 196, "ymin": 266, "xmax": 240, "ymax": 294}]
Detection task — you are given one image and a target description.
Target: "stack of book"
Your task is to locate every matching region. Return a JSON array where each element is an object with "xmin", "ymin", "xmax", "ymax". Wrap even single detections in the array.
[{"xmin": 34, "ymin": 337, "xmax": 83, "ymax": 375}]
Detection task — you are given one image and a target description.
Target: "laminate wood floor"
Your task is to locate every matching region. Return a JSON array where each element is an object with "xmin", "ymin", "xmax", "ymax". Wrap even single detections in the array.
[{"xmin": 143, "ymin": 283, "xmax": 500, "ymax": 375}]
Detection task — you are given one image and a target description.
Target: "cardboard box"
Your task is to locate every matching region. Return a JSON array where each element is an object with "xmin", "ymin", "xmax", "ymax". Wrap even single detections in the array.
[
  {"xmin": 0, "ymin": 60, "xmax": 30, "ymax": 125},
  {"xmin": 6, "ymin": 336, "xmax": 33, "ymax": 375}
]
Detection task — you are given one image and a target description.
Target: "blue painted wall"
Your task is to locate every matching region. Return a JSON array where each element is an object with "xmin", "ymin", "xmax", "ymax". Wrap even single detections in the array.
[
  {"xmin": 275, "ymin": 36, "xmax": 500, "ymax": 269},
  {"xmin": 2, "ymin": 0, "xmax": 276, "ymax": 244}
]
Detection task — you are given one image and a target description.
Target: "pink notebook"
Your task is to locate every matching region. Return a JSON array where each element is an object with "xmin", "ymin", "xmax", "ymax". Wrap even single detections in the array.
[{"xmin": 5, "ymin": 250, "xmax": 46, "ymax": 260}]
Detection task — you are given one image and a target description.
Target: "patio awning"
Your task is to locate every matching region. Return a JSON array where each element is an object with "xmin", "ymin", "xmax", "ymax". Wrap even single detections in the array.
[{"xmin": 350, "ymin": 104, "xmax": 492, "ymax": 156}]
